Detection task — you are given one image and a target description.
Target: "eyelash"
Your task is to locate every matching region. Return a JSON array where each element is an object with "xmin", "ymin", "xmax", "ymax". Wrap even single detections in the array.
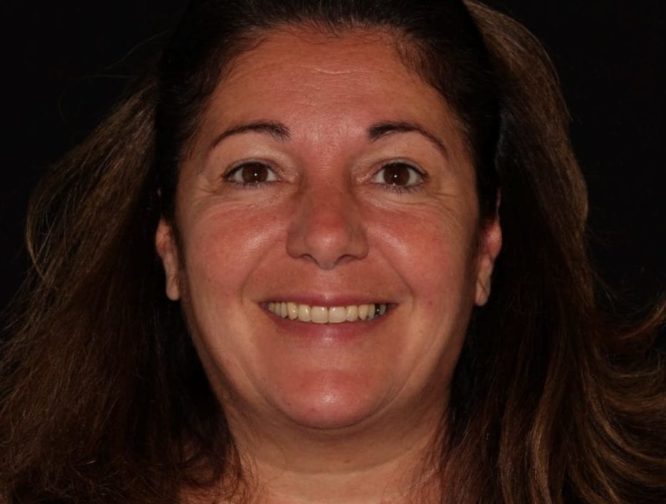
[
  {"xmin": 371, "ymin": 161, "xmax": 427, "ymax": 193},
  {"xmin": 222, "ymin": 160, "xmax": 427, "ymax": 193},
  {"xmin": 223, "ymin": 161, "xmax": 278, "ymax": 188}
]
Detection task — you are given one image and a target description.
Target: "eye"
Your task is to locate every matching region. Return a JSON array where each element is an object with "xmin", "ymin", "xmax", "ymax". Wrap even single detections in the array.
[
  {"xmin": 372, "ymin": 162, "xmax": 425, "ymax": 189},
  {"xmin": 224, "ymin": 161, "xmax": 278, "ymax": 185}
]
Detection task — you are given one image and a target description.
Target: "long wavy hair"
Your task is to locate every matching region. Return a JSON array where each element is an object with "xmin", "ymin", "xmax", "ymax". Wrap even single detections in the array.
[{"xmin": 1, "ymin": 1, "xmax": 664, "ymax": 502}]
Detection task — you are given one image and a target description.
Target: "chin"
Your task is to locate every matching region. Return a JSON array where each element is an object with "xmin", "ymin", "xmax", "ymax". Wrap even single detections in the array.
[{"xmin": 266, "ymin": 368, "xmax": 392, "ymax": 431}]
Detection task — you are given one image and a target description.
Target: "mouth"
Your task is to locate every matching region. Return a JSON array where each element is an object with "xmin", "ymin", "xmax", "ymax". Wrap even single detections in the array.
[{"xmin": 265, "ymin": 302, "xmax": 391, "ymax": 324}]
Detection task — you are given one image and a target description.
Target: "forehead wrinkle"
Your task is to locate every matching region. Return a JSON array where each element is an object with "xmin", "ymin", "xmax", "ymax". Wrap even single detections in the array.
[
  {"xmin": 225, "ymin": 24, "xmax": 411, "ymax": 78},
  {"xmin": 309, "ymin": 67, "xmax": 357, "ymax": 76}
]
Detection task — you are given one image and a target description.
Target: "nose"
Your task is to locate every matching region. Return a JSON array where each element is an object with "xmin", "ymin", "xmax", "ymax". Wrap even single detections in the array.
[{"xmin": 286, "ymin": 183, "xmax": 369, "ymax": 270}]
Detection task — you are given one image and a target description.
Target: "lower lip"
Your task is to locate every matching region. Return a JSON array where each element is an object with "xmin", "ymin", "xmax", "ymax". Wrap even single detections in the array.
[{"xmin": 264, "ymin": 308, "xmax": 392, "ymax": 341}]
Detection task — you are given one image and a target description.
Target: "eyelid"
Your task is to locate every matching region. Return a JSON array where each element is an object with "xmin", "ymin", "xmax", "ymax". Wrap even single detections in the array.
[
  {"xmin": 223, "ymin": 160, "xmax": 280, "ymax": 184},
  {"xmin": 370, "ymin": 160, "xmax": 428, "ymax": 187}
]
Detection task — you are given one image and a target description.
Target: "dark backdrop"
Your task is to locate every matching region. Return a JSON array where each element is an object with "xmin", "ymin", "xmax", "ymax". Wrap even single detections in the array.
[{"xmin": 2, "ymin": 1, "xmax": 664, "ymax": 315}]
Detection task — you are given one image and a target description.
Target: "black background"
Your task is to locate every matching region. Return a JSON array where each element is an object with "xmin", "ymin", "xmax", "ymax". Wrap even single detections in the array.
[{"xmin": 1, "ymin": 1, "xmax": 664, "ymax": 315}]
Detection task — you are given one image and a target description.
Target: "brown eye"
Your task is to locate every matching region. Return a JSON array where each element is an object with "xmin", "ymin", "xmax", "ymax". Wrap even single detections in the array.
[
  {"xmin": 373, "ymin": 162, "xmax": 424, "ymax": 188},
  {"xmin": 225, "ymin": 162, "xmax": 277, "ymax": 185}
]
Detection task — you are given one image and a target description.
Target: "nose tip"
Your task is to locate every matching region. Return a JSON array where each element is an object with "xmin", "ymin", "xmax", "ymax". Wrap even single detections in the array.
[{"xmin": 286, "ymin": 188, "xmax": 368, "ymax": 270}]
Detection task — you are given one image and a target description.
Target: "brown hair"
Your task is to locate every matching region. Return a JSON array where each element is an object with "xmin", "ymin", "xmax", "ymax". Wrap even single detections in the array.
[{"xmin": 1, "ymin": 1, "xmax": 664, "ymax": 502}]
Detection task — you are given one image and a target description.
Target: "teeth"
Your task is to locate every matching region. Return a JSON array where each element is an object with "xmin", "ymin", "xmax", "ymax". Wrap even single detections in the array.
[
  {"xmin": 298, "ymin": 304, "xmax": 311, "ymax": 322},
  {"xmin": 267, "ymin": 302, "xmax": 388, "ymax": 323},
  {"xmin": 345, "ymin": 305, "xmax": 358, "ymax": 321},
  {"xmin": 311, "ymin": 306, "xmax": 328, "ymax": 324},
  {"xmin": 328, "ymin": 306, "xmax": 347, "ymax": 323}
]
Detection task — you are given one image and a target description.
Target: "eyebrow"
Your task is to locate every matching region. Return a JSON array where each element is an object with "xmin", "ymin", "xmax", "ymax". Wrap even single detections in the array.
[
  {"xmin": 209, "ymin": 121, "xmax": 291, "ymax": 151},
  {"xmin": 368, "ymin": 121, "xmax": 449, "ymax": 158},
  {"xmin": 208, "ymin": 119, "xmax": 448, "ymax": 158}
]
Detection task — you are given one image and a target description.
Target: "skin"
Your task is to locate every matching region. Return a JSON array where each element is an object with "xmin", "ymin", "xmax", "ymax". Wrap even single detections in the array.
[{"xmin": 156, "ymin": 27, "xmax": 501, "ymax": 503}]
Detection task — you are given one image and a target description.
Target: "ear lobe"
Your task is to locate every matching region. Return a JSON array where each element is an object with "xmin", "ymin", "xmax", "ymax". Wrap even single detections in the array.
[
  {"xmin": 474, "ymin": 216, "xmax": 502, "ymax": 306},
  {"xmin": 155, "ymin": 218, "xmax": 181, "ymax": 301}
]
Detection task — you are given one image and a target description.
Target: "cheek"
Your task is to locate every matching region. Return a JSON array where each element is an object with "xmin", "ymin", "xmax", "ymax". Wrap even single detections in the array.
[
  {"xmin": 370, "ymin": 202, "xmax": 480, "ymax": 306},
  {"xmin": 358, "ymin": 204, "xmax": 481, "ymax": 395},
  {"xmin": 180, "ymin": 203, "xmax": 283, "ymax": 292},
  {"xmin": 176, "ymin": 204, "xmax": 285, "ymax": 373}
]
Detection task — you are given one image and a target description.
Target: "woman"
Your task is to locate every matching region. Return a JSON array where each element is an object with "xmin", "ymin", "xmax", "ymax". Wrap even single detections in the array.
[{"xmin": 1, "ymin": 0, "xmax": 664, "ymax": 502}]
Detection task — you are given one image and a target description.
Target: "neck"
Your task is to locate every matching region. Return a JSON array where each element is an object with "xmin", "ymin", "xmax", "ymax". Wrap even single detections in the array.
[
  {"xmin": 244, "ymin": 439, "xmax": 441, "ymax": 503},
  {"xmin": 218, "ymin": 398, "xmax": 446, "ymax": 503}
]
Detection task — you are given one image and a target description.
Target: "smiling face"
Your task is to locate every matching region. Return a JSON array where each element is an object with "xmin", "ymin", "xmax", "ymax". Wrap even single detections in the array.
[{"xmin": 156, "ymin": 27, "xmax": 501, "ymax": 435}]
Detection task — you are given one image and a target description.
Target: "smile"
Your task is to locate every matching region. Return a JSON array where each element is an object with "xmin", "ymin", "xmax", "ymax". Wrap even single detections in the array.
[{"xmin": 266, "ymin": 302, "xmax": 389, "ymax": 323}]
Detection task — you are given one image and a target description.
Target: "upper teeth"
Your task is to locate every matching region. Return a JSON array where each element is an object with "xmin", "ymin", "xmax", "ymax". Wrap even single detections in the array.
[{"xmin": 267, "ymin": 302, "xmax": 388, "ymax": 323}]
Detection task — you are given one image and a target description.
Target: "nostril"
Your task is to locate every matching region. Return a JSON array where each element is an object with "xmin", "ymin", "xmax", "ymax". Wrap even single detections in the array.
[{"xmin": 285, "ymin": 194, "xmax": 369, "ymax": 268}]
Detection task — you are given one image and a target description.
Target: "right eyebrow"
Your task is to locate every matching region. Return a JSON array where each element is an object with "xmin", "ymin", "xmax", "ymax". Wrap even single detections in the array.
[{"xmin": 208, "ymin": 121, "xmax": 291, "ymax": 151}]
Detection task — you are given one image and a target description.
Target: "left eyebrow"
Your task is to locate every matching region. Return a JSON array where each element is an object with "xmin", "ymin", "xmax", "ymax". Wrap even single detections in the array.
[{"xmin": 368, "ymin": 121, "xmax": 449, "ymax": 159}]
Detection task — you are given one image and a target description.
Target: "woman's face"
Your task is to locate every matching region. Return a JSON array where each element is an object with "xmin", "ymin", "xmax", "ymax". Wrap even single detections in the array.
[{"xmin": 156, "ymin": 28, "xmax": 501, "ymax": 433}]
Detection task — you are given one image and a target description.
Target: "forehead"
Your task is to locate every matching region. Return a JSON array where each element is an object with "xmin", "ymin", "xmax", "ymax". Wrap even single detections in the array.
[
  {"xmin": 197, "ymin": 26, "xmax": 462, "ymax": 138},
  {"xmin": 182, "ymin": 26, "xmax": 476, "ymax": 179},
  {"xmin": 227, "ymin": 26, "xmax": 414, "ymax": 83}
]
